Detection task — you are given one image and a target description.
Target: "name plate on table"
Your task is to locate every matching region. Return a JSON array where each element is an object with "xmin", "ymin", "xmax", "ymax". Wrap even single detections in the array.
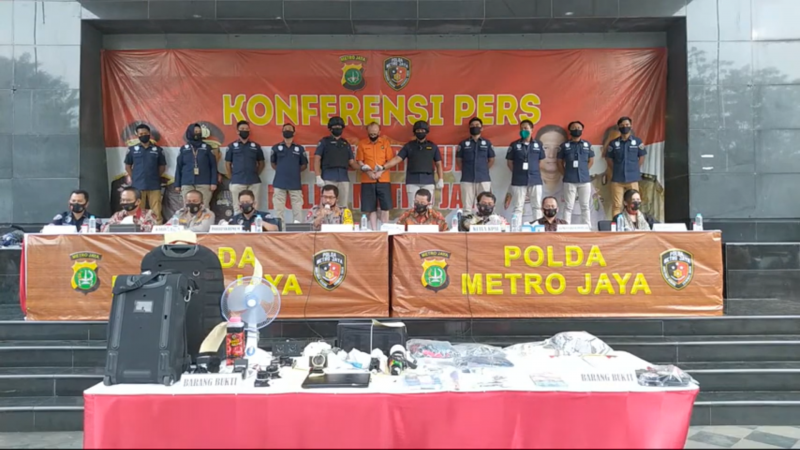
[
  {"xmin": 407, "ymin": 225, "xmax": 440, "ymax": 233},
  {"xmin": 209, "ymin": 225, "xmax": 245, "ymax": 233},
  {"xmin": 380, "ymin": 223, "xmax": 405, "ymax": 235},
  {"xmin": 470, "ymin": 225, "xmax": 504, "ymax": 233},
  {"xmin": 179, "ymin": 373, "xmax": 242, "ymax": 388},
  {"xmin": 41, "ymin": 225, "xmax": 78, "ymax": 235},
  {"xmin": 653, "ymin": 223, "xmax": 688, "ymax": 232},
  {"xmin": 556, "ymin": 224, "xmax": 591, "ymax": 232},
  {"xmin": 151, "ymin": 225, "xmax": 183, "ymax": 234},
  {"xmin": 321, "ymin": 224, "xmax": 355, "ymax": 232}
]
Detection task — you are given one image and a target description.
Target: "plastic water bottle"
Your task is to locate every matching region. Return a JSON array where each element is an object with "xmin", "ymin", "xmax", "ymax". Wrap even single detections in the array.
[
  {"xmin": 253, "ymin": 215, "xmax": 263, "ymax": 233},
  {"xmin": 361, "ymin": 215, "xmax": 369, "ymax": 231},
  {"xmin": 88, "ymin": 216, "xmax": 96, "ymax": 234},
  {"xmin": 616, "ymin": 215, "xmax": 624, "ymax": 232},
  {"xmin": 694, "ymin": 213, "xmax": 703, "ymax": 231},
  {"xmin": 511, "ymin": 214, "xmax": 521, "ymax": 232},
  {"xmin": 169, "ymin": 213, "xmax": 179, "ymax": 227}
]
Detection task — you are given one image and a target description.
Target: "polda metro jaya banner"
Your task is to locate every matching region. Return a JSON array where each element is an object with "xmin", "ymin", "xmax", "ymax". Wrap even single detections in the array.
[
  {"xmin": 24, "ymin": 232, "xmax": 722, "ymax": 321},
  {"xmin": 102, "ymin": 49, "xmax": 667, "ymax": 224}
]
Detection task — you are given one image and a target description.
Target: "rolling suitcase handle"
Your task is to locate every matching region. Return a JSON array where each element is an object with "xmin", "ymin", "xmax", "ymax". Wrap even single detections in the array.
[{"xmin": 111, "ymin": 272, "xmax": 164, "ymax": 296}]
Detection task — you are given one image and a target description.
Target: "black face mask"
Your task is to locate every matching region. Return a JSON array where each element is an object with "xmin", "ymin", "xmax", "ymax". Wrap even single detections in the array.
[
  {"xmin": 414, "ymin": 203, "xmax": 428, "ymax": 214},
  {"xmin": 619, "ymin": 126, "xmax": 631, "ymax": 135},
  {"xmin": 331, "ymin": 128, "xmax": 343, "ymax": 137},
  {"xmin": 121, "ymin": 203, "xmax": 137, "ymax": 212},
  {"xmin": 187, "ymin": 204, "xmax": 202, "ymax": 214},
  {"xmin": 239, "ymin": 130, "xmax": 251, "ymax": 140},
  {"xmin": 469, "ymin": 126, "xmax": 481, "ymax": 136},
  {"xmin": 240, "ymin": 203, "xmax": 254, "ymax": 214},
  {"xmin": 70, "ymin": 203, "xmax": 85, "ymax": 214},
  {"xmin": 570, "ymin": 129, "xmax": 583, "ymax": 138},
  {"xmin": 415, "ymin": 131, "xmax": 427, "ymax": 141},
  {"xmin": 630, "ymin": 201, "xmax": 642, "ymax": 211},
  {"xmin": 478, "ymin": 204, "xmax": 494, "ymax": 216},
  {"xmin": 193, "ymin": 133, "xmax": 203, "ymax": 141},
  {"xmin": 369, "ymin": 134, "xmax": 379, "ymax": 142},
  {"xmin": 543, "ymin": 208, "xmax": 557, "ymax": 218},
  {"xmin": 282, "ymin": 130, "xmax": 293, "ymax": 139},
  {"xmin": 138, "ymin": 135, "xmax": 150, "ymax": 144}
]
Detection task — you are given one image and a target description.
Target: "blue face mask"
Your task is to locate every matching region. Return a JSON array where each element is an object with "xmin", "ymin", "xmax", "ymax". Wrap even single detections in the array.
[{"xmin": 520, "ymin": 130, "xmax": 531, "ymax": 139}]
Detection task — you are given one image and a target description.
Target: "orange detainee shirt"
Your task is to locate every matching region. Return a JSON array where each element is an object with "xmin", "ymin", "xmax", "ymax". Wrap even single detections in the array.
[{"xmin": 355, "ymin": 136, "xmax": 394, "ymax": 183}]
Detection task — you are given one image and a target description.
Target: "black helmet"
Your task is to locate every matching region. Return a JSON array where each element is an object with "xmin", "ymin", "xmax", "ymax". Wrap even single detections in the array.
[
  {"xmin": 413, "ymin": 120, "xmax": 430, "ymax": 132},
  {"xmin": 328, "ymin": 116, "xmax": 345, "ymax": 129}
]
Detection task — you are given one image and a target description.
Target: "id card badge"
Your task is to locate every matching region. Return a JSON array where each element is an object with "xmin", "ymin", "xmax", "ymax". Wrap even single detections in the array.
[
  {"xmin": 522, "ymin": 162, "xmax": 529, "ymax": 170},
  {"xmin": 193, "ymin": 167, "xmax": 200, "ymax": 175},
  {"xmin": 572, "ymin": 160, "xmax": 579, "ymax": 168}
]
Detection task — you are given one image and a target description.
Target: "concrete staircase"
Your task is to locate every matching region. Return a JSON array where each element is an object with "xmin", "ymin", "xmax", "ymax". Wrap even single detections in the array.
[{"xmin": 2, "ymin": 316, "xmax": 800, "ymax": 431}]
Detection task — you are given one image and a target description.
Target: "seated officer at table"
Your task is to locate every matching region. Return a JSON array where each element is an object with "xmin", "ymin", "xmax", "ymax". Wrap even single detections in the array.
[
  {"xmin": 460, "ymin": 191, "xmax": 509, "ymax": 231},
  {"xmin": 49, "ymin": 189, "xmax": 100, "ymax": 232},
  {"xmin": 531, "ymin": 196, "xmax": 567, "ymax": 232},
  {"xmin": 306, "ymin": 184, "xmax": 354, "ymax": 231},
  {"xmin": 395, "ymin": 188, "xmax": 449, "ymax": 231},
  {"xmin": 611, "ymin": 189, "xmax": 656, "ymax": 231},
  {"xmin": 102, "ymin": 187, "xmax": 158, "ymax": 232},
  {"xmin": 227, "ymin": 189, "xmax": 279, "ymax": 232},
  {"xmin": 174, "ymin": 190, "xmax": 216, "ymax": 232}
]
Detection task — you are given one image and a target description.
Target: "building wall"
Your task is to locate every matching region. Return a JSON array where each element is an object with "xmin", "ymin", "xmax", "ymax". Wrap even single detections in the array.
[
  {"xmin": 0, "ymin": 0, "xmax": 82, "ymax": 224},
  {"xmin": 3, "ymin": 0, "xmax": 800, "ymax": 241},
  {"xmin": 688, "ymin": 0, "xmax": 800, "ymax": 240}
]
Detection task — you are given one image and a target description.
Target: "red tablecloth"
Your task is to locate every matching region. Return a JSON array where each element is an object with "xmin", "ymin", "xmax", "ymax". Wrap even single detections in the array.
[{"xmin": 84, "ymin": 389, "xmax": 697, "ymax": 449}]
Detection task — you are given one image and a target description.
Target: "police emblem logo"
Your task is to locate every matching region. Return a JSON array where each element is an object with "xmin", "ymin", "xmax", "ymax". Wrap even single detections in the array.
[
  {"xmin": 278, "ymin": 145, "xmax": 284, "ymax": 151},
  {"xmin": 614, "ymin": 141, "xmax": 620, "ymax": 147},
  {"xmin": 583, "ymin": 142, "xmax": 589, "ymax": 147},
  {"xmin": 534, "ymin": 143, "xmax": 539, "ymax": 148},
  {"xmin": 419, "ymin": 250, "xmax": 451, "ymax": 293},
  {"xmin": 234, "ymin": 143, "xmax": 239, "ymax": 147},
  {"xmin": 465, "ymin": 141, "xmax": 470, "ymax": 147},
  {"xmin": 481, "ymin": 140, "xmax": 486, "ymax": 146},
  {"xmin": 516, "ymin": 144, "xmax": 521, "ymax": 149},
  {"xmin": 341, "ymin": 55, "xmax": 367, "ymax": 92},
  {"xmin": 632, "ymin": 140, "xmax": 637, "ymax": 145},
  {"xmin": 313, "ymin": 250, "xmax": 347, "ymax": 291},
  {"xmin": 660, "ymin": 249, "xmax": 694, "ymax": 290},
  {"xmin": 251, "ymin": 143, "xmax": 256, "ymax": 148},
  {"xmin": 70, "ymin": 251, "xmax": 102, "ymax": 295},
  {"xmin": 383, "ymin": 56, "xmax": 411, "ymax": 91}
]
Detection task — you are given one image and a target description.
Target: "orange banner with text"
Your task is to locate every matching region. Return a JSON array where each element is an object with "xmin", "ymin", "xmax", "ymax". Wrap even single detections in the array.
[
  {"xmin": 391, "ymin": 232, "xmax": 723, "ymax": 318},
  {"xmin": 101, "ymin": 49, "xmax": 667, "ymax": 147},
  {"xmin": 24, "ymin": 233, "xmax": 389, "ymax": 321}
]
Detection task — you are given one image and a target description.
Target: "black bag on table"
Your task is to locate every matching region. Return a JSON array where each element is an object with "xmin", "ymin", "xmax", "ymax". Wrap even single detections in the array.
[
  {"xmin": 104, "ymin": 272, "xmax": 194, "ymax": 386},
  {"xmin": 140, "ymin": 244, "xmax": 225, "ymax": 363}
]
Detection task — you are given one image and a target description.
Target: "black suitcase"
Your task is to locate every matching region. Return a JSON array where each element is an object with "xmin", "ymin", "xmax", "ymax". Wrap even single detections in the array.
[
  {"xmin": 141, "ymin": 244, "xmax": 225, "ymax": 363},
  {"xmin": 104, "ymin": 272, "xmax": 194, "ymax": 386}
]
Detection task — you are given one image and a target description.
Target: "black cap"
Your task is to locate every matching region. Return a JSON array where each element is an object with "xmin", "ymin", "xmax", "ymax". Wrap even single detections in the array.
[
  {"xmin": 413, "ymin": 120, "xmax": 430, "ymax": 132},
  {"xmin": 328, "ymin": 116, "xmax": 345, "ymax": 129}
]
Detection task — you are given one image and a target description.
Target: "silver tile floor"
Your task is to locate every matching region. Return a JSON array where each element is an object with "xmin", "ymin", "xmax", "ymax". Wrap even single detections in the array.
[{"xmin": 2, "ymin": 427, "xmax": 800, "ymax": 449}]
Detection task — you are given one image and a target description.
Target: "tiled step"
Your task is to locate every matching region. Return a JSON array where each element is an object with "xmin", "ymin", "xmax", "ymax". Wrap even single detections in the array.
[
  {"xmin": 689, "ymin": 367, "xmax": 800, "ymax": 392},
  {"xmin": 693, "ymin": 392, "xmax": 800, "ymax": 426},
  {"xmin": 0, "ymin": 344, "xmax": 105, "ymax": 368},
  {"xmin": 0, "ymin": 367, "xmax": 103, "ymax": 397},
  {"xmin": 5, "ymin": 317, "xmax": 800, "ymax": 343},
  {"xmin": 0, "ymin": 396, "xmax": 83, "ymax": 432}
]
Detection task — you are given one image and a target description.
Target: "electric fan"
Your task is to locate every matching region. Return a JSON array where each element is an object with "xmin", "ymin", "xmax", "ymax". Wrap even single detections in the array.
[{"xmin": 220, "ymin": 276, "xmax": 281, "ymax": 359}]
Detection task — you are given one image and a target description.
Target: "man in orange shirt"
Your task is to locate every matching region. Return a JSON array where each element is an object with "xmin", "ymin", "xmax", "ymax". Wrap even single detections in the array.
[{"xmin": 356, "ymin": 122, "xmax": 394, "ymax": 230}]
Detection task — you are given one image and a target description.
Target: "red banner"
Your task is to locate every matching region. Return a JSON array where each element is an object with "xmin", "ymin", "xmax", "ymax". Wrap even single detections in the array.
[{"xmin": 102, "ymin": 49, "xmax": 667, "ymax": 147}]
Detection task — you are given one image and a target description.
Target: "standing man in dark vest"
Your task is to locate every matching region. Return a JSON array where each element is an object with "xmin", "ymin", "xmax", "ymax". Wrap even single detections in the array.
[
  {"xmin": 225, "ymin": 120, "xmax": 265, "ymax": 215},
  {"xmin": 457, "ymin": 117, "xmax": 495, "ymax": 211},
  {"xmin": 124, "ymin": 124, "xmax": 166, "ymax": 224},
  {"xmin": 376, "ymin": 120, "xmax": 444, "ymax": 204},
  {"xmin": 314, "ymin": 116, "xmax": 358, "ymax": 208}
]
